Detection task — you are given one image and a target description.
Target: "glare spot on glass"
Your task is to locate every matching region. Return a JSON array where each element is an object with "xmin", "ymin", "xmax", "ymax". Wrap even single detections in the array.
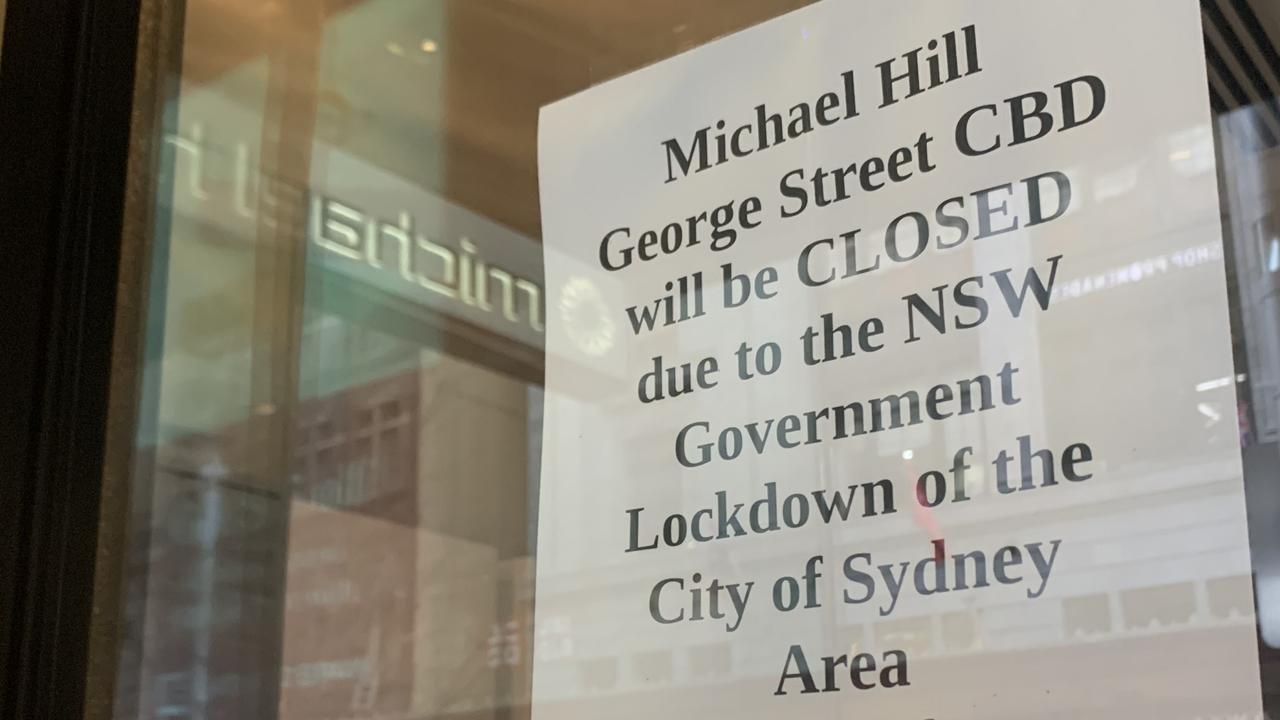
[
  {"xmin": 901, "ymin": 450, "xmax": 914, "ymax": 460},
  {"xmin": 1196, "ymin": 403, "xmax": 1222, "ymax": 425},
  {"xmin": 1094, "ymin": 166, "xmax": 1139, "ymax": 202},
  {"xmin": 1196, "ymin": 374, "xmax": 1247, "ymax": 392},
  {"xmin": 558, "ymin": 277, "xmax": 616, "ymax": 357},
  {"xmin": 1167, "ymin": 127, "xmax": 1214, "ymax": 176},
  {"xmin": 199, "ymin": 457, "xmax": 228, "ymax": 482},
  {"xmin": 385, "ymin": 41, "xmax": 405, "ymax": 57},
  {"xmin": 420, "ymin": 39, "xmax": 439, "ymax": 54},
  {"xmin": 967, "ymin": 468, "xmax": 987, "ymax": 497}
]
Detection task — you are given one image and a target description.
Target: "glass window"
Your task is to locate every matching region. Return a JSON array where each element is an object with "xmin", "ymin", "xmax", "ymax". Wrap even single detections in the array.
[{"xmin": 100, "ymin": 1, "xmax": 1280, "ymax": 719}]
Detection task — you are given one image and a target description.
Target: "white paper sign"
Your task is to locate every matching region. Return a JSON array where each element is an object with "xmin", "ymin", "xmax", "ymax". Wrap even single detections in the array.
[{"xmin": 534, "ymin": 1, "xmax": 1263, "ymax": 717}]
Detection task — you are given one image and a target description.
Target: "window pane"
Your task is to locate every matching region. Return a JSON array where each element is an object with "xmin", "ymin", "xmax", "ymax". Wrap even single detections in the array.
[{"xmin": 101, "ymin": 1, "xmax": 1280, "ymax": 719}]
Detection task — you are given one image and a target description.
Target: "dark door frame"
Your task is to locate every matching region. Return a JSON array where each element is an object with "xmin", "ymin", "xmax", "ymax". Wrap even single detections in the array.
[{"xmin": 0, "ymin": 0, "xmax": 148, "ymax": 718}]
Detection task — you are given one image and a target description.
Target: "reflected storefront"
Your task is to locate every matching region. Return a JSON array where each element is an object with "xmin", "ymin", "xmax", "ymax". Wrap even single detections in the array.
[
  {"xmin": 119, "ymin": 10, "xmax": 549, "ymax": 713},
  {"xmin": 6, "ymin": 0, "xmax": 1280, "ymax": 719}
]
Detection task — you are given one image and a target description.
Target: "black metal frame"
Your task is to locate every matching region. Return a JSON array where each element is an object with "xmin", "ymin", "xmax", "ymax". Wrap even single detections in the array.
[{"xmin": 0, "ymin": 0, "xmax": 145, "ymax": 717}]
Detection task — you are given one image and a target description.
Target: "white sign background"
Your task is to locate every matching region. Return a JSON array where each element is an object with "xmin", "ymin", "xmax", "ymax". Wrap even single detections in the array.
[{"xmin": 534, "ymin": 2, "xmax": 1263, "ymax": 718}]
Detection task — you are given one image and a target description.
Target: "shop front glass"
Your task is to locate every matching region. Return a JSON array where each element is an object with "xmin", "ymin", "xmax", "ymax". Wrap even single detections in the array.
[{"xmin": 101, "ymin": 1, "xmax": 1280, "ymax": 719}]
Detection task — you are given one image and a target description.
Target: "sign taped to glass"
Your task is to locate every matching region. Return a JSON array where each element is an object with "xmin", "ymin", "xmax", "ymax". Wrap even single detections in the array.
[{"xmin": 534, "ymin": 0, "xmax": 1263, "ymax": 717}]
